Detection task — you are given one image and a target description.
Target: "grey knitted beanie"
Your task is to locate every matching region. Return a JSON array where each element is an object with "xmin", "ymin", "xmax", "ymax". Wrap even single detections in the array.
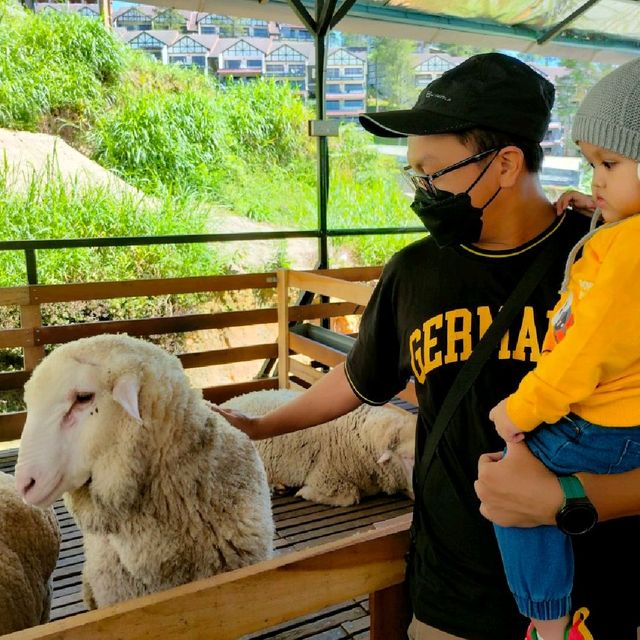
[{"xmin": 572, "ymin": 59, "xmax": 640, "ymax": 162}]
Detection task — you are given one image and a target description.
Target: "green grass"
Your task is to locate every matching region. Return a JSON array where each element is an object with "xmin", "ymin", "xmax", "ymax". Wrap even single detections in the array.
[{"xmin": 0, "ymin": 162, "xmax": 225, "ymax": 286}]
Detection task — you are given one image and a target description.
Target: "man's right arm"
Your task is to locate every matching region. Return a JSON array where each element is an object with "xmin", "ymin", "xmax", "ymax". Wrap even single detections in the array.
[
  {"xmin": 475, "ymin": 442, "xmax": 640, "ymax": 526},
  {"xmin": 212, "ymin": 363, "xmax": 362, "ymax": 440}
]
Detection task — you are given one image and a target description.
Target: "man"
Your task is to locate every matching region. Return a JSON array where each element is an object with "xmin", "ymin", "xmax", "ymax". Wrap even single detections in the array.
[{"xmin": 216, "ymin": 53, "xmax": 640, "ymax": 639}]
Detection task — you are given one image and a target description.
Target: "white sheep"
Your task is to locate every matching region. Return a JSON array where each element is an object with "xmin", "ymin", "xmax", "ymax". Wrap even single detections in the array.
[
  {"xmin": 0, "ymin": 471, "xmax": 60, "ymax": 634},
  {"xmin": 221, "ymin": 388, "xmax": 416, "ymax": 507},
  {"xmin": 14, "ymin": 334, "xmax": 274, "ymax": 610}
]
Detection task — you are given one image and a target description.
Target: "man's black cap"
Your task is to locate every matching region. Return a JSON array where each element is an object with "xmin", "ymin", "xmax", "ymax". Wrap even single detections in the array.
[{"xmin": 359, "ymin": 52, "xmax": 555, "ymax": 143}]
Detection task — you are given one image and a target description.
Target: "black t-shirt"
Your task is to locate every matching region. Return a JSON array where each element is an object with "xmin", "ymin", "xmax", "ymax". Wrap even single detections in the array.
[{"xmin": 346, "ymin": 212, "xmax": 640, "ymax": 640}]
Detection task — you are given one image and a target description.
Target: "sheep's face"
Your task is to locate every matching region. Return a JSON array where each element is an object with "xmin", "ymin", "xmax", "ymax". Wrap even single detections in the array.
[
  {"xmin": 376, "ymin": 418, "xmax": 415, "ymax": 499},
  {"xmin": 15, "ymin": 353, "xmax": 142, "ymax": 508}
]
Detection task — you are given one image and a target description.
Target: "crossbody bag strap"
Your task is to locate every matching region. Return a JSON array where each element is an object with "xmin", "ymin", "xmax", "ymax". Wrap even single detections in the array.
[{"xmin": 414, "ymin": 238, "xmax": 561, "ymax": 503}]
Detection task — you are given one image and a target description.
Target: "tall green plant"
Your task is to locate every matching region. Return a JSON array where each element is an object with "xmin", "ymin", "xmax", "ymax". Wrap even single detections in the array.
[{"xmin": 0, "ymin": 6, "xmax": 125, "ymax": 130}]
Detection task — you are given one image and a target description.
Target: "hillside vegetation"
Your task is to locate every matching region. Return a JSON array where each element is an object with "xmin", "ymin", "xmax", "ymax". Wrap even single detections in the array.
[{"xmin": 0, "ymin": 0, "xmax": 416, "ymax": 287}]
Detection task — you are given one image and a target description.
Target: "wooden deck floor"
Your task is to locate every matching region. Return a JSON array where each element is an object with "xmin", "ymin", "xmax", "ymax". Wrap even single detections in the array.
[{"xmin": 0, "ymin": 447, "xmax": 413, "ymax": 639}]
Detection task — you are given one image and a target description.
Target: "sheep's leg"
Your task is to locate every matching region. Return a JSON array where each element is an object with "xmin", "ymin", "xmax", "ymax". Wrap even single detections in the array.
[
  {"xmin": 82, "ymin": 575, "xmax": 97, "ymax": 611},
  {"xmin": 296, "ymin": 470, "xmax": 361, "ymax": 506},
  {"xmin": 83, "ymin": 534, "xmax": 147, "ymax": 608}
]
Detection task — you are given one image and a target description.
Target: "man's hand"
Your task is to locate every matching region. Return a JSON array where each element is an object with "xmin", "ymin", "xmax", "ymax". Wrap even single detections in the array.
[
  {"xmin": 489, "ymin": 398, "xmax": 525, "ymax": 443},
  {"xmin": 209, "ymin": 404, "xmax": 262, "ymax": 439},
  {"xmin": 475, "ymin": 442, "xmax": 563, "ymax": 527}
]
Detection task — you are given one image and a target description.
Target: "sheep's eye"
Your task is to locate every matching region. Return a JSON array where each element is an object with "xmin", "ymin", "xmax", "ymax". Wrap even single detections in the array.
[{"xmin": 75, "ymin": 392, "xmax": 95, "ymax": 404}]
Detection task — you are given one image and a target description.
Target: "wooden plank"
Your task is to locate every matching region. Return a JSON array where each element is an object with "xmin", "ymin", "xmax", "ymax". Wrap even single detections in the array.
[
  {"xmin": 20, "ymin": 304, "xmax": 45, "ymax": 371},
  {"xmin": 0, "ymin": 412, "xmax": 26, "ymax": 442},
  {"xmin": 26, "ymin": 273, "xmax": 280, "ymax": 304},
  {"xmin": 289, "ymin": 272, "xmax": 373, "ymax": 306},
  {"xmin": 19, "ymin": 267, "xmax": 380, "ymax": 306},
  {"xmin": 201, "ymin": 378, "xmax": 279, "ymax": 405},
  {"xmin": 289, "ymin": 333, "xmax": 347, "ymax": 369},
  {"xmin": 0, "ymin": 370, "xmax": 29, "ymax": 391},
  {"xmin": 178, "ymin": 344, "xmax": 277, "ymax": 369},
  {"xmin": 288, "ymin": 359, "xmax": 324, "ymax": 386},
  {"xmin": 369, "ymin": 582, "xmax": 412, "ymax": 640},
  {"xmin": 0, "ymin": 287, "xmax": 30, "ymax": 306},
  {"xmin": 31, "ymin": 302, "xmax": 361, "ymax": 347},
  {"xmin": 3, "ymin": 519, "xmax": 410, "ymax": 640},
  {"xmin": 288, "ymin": 301, "xmax": 364, "ymax": 322},
  {"xmin": 33, "ymin": 308, "xmax": 278, "ymax": 345},
  {"xmin": 397, "ymin": 380, "xmax": 418, "ymax": 407},
  {"xmin": 0, "ymin": 328, "xmax": 33, "ymax": 349},
  {"xmin": 277, "ymin": 270, "xmax": 290, "ymax": 389}
]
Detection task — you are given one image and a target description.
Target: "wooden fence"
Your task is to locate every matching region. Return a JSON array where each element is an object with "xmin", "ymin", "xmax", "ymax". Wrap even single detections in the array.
[{"xmin": 0, "ymin": 266, "xmax": 414, "ymax": 639}]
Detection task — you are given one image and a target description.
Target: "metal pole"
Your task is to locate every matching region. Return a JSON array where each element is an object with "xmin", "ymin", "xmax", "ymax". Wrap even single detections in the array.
[
  {"xmin": 25, "ymin": 249, "xmax": 38, "ymax": 285},
  {"xmin": 315, "ymin": 1, "xmax": 329, "ymax": 269}
]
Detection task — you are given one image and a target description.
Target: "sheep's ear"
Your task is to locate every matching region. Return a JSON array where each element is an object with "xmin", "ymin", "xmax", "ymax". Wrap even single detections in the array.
[
  {"xmin": 377, "ymin": 450, "xmax": 392, "ymax": 465},
  {"xmin": 112, "ymin": 373, "xmax": 142, "ymax": 423}
]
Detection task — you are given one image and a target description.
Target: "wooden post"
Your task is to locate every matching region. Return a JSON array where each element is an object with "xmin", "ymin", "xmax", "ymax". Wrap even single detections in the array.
[
  {"xmin": 20, "ymin": 303, "xmax": 44, "ymax": 372},
  {"xmin": 99, "ymin": 0, "xmax": 112, "ymax": 28},
  {"xmin": 277, "ymin": 269, "xmax": 290, "ymax": 389},
  {"xmin": 369, "ymin": 581, "xmax": 412, "ymax": 640}
]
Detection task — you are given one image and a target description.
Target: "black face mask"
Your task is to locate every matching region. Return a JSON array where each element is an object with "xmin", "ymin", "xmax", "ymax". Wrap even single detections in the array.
[
  {"xmin": 411, "ymin": 188, "xmax": 486, "ymax": 248},
  {"xmin": 410, "ymin": 156, "xmax": 501, "ymax": 248}
]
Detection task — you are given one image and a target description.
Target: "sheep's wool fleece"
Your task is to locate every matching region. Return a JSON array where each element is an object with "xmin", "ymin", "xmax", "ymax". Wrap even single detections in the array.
[
  {"xmin": 0, "ymin": 472, "xmax": 60, "ymax": 634},
  {"xmin": 222, "ymin": 389, "xmax": 415, "ymax": 506},
  {"xmin": 22, "ymin": 334, "xmax": 273, "ymax": 609}
]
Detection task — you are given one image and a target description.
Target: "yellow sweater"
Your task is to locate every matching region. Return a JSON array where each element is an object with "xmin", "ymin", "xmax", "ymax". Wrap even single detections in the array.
[{"xmin": 507, "ymin": 214, "xmax": 640, "ymax": 432}]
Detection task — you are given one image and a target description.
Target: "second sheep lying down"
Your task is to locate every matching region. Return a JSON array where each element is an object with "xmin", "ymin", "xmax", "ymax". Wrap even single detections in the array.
[
  {"xmin": 15, "ymin": 334, "xmax": 273, "ymax": 609},
  {"xmin": 221, "ymin": 389, "xmax": 416, "ymax": 507}
]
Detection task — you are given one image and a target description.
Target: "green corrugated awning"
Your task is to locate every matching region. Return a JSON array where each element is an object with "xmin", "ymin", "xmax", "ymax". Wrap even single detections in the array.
[{"xmin": 142, "ymin": 0, "xmax": 640, "ymax": 62}]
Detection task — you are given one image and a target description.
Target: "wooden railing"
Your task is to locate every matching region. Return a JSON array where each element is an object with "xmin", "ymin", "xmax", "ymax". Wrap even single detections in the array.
[
  {"xmin": 2, "ymin": 515, "xmax": 411, "ymax": 640},
  {"xmin": 277, "ymin": 269, "xmax": 418, "ymax": 405},
  {"xmin": 0, "ymin": 266, "xmax": 416, "ymax": 640},
  {"xmin": 0, "ymin": 266, "xmax": 383, "ymax": 442}
]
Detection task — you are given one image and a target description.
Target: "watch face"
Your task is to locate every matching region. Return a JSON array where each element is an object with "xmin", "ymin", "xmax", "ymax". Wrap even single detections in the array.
[{"xmin": 558, "ymin": 502, "xmax": 597, "ymax": 535}]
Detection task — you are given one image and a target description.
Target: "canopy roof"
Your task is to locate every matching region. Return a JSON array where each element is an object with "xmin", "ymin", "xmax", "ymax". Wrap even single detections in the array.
[{"xmin": 141, "ymin": 0, "xmax": 640, "ymax": 63}]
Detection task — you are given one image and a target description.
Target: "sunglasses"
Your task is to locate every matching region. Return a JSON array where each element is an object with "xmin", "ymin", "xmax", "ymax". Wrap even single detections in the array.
[{"xmin": 403, "ymin": 147, "xmax": 500, "ymax": 197}]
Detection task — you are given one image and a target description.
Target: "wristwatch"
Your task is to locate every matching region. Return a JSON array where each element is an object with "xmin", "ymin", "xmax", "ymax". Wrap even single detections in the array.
[{"xmin": 555, "ymin": 475, "xmax": 598, "ymax": 535}]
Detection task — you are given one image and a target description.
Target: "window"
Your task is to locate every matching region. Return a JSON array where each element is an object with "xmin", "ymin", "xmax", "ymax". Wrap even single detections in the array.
[
  {"xmin": 326, "ymin": 84, "xmax": 342, "ymax": 93},
  {"xmin": 170, "ymin": 56, "xmax": 187, "ymax": 65},
  {"xmin": 266, "ymin": 64, "xmax": 285, "ymax": 75},
  {"xmin": 345, "ymin": 83, "xmax": 363, "ymax": 93},
  {"xmin": 344, "ymin": 67, "xmax": 363, "ymax": 78},
  {"xmin": 289, "ymin": 64, "xmax": 305, "ymax": 76},
  {"xmin": 268, "ymin": 46, "xmax": 305, "ymax": 62},
  {"xmin": 326, "ymin": 100, "xmax": 340, "ymax": 110},
  {"xmin": 226, "ymin": 60, "xmax": 241, "ymax": 69},
  {"xmin": 247, "ymin": 59, "xmax": 263, "ymax": 69},
  {"xmin": 191, "ymin": 56, "xmax": 206, "ymax": 69},
  {"xmin": 130, "ymin": 33, "xmax": 164, "ymax": 50},
  {"xmin": 328, "ymin": 50, "xmax": 359, "ymax": 66},
  {"xmin": 327, "ymin": 68, "xmax": 340, "ymax": 79},
  {"xmin": 252, "ymin": 28, "xmax": 269, "ymax": 37},
  {"xmin": 200, "ymin": 25, "xmax": 217, "ymax": 34},
  {"xmin": 288, "ymin": 80, "xmax": 305, "ymax": 90},
  {"xmin": 417, "ymin": 57, "xmax": 454, "ymax": 73},
  {"xmin": 169, "ymin": 38, "xmax": 207, "ymax": 55},
  {"xmin": 344, "ymin": 99, "xmax": 364, "ymax": 110},
  {"xmin": 225, "ymin": 41, "xmax": 263, "ymax": 58}
]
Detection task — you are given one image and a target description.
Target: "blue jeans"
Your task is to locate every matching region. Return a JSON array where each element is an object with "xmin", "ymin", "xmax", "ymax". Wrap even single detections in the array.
[{"xmin": 494, "ymin": 414, "xmax": 640, "ymax": 620}]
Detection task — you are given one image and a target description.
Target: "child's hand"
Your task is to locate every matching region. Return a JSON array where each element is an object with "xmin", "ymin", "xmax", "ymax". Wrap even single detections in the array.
[
  {"xmin": 555, "ymin": 190, "xmax": 596, "ymax": 216},
  {"xmin": 489, "ymin": 399, "xmax": 525, "ymax": 444}
]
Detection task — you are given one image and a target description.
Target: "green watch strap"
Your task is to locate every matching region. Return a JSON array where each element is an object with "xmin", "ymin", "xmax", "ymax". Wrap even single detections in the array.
[{"xmin": 558, "ymin": 475, "xmax": 586, "ymax": 500}]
